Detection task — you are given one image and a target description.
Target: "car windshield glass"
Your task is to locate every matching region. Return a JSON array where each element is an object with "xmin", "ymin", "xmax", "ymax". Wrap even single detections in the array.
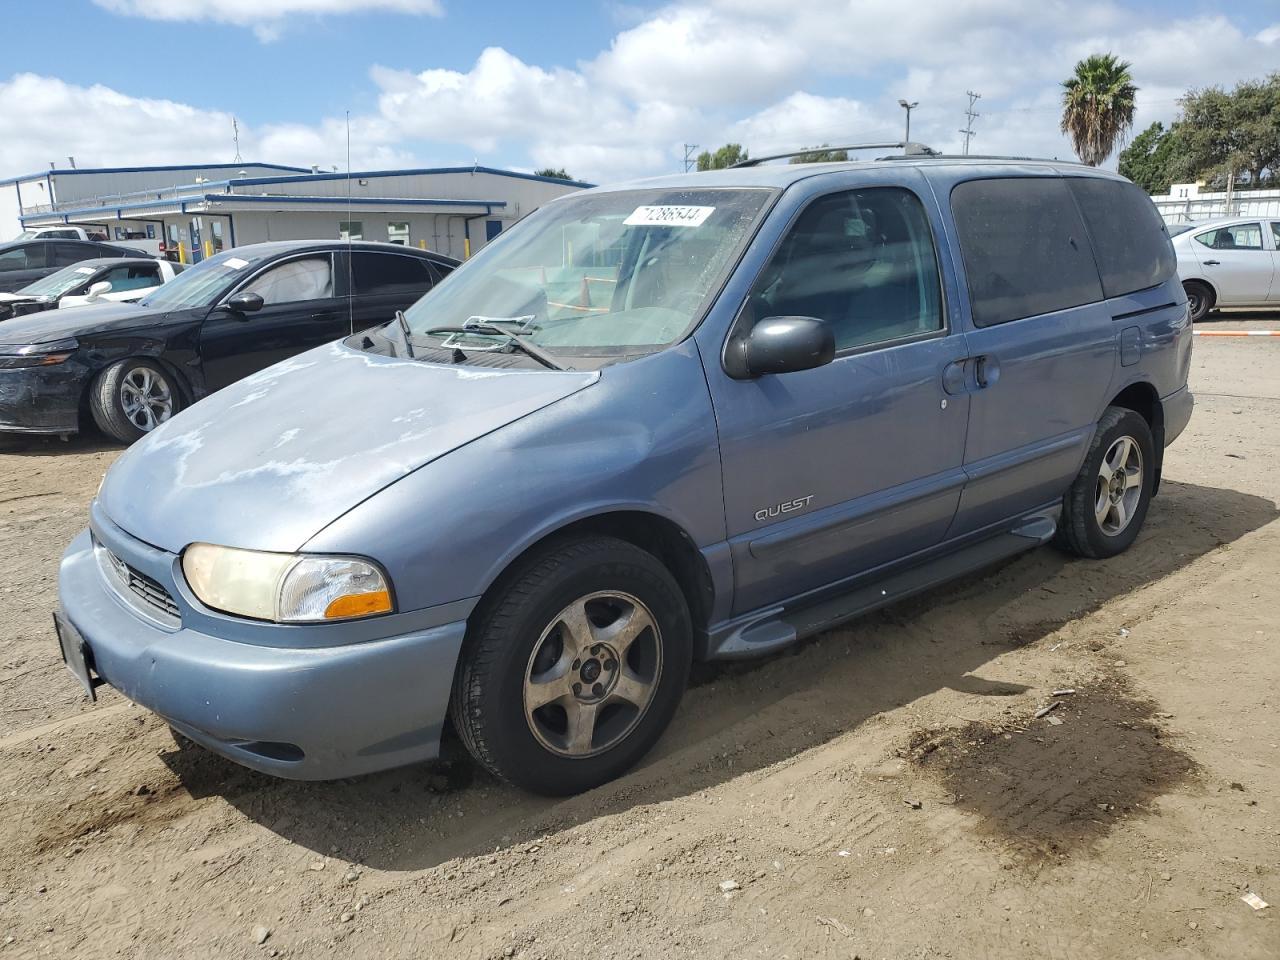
[
  {"xmin": 19, "ymin": 262, "xmax": 101, "ymax": 297},
  {"xmin": 16, "ymin": 231, "xmax": 38, "ymax": 241},
  {"xmin": 402, "ymin": 188, "xmax": 773, "ymax": 359},
  {"xmin": 140, "ymin": 249, "xmax": 266, "ymax": 310}
]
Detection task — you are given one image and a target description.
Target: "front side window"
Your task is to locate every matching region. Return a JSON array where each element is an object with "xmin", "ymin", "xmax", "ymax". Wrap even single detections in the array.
[
  {"xmin": 744, "ymin": 188, "xmax": 943, "ymax": 352},
  {"xmin": 339, "ymin": 221, "xmax": 363, "ymax": 241},
  {"xmin": 0, "ymin": 244, "xmax": 41, "ymax": 271},
  {"xmin": 242, "ymin": 257, "xmax": 334, "ymax": 306},
  {"xmin": 351, "ymin": 252, "xmax": 433, "ymax": 296},
  {"xmin": 402, "ymin": 188, "xmax": 772, "ymax": 359},
  {"xmin": 1195, "ymin": 223, "xmax": 1264, "ymax": 251},
  {"xmin": 951, "ymin": 177, "xmax": 1103, "ymax": 327}
]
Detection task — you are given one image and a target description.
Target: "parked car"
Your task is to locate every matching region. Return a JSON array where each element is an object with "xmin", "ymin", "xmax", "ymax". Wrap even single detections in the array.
[
  {"xmin": 0, "ymin": 257, "xmax": 185, "ymax": 321},
  {"xmin": 0, "ymin": 240, "xmax": 455, "ymax": 441},
  {"xmin": 15, "ymin": 226, "xmax": 109, "ymax": 242},
  {"xmin": 54, "ymin": 158, "xmax": 1192, "ymax": 795},
  {"xmin": 0, "ymin": 238, "xmax": 140, "ymax": 293},
  {"xmin": 1173, "ymin": 216, "xmax": 1280, "ymax": 321}
]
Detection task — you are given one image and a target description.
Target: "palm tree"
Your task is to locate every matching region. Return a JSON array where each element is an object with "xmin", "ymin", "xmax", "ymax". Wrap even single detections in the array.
[{"xmin": 1061, "ymin": 54, "xmax": 1138, "ymax": 166}]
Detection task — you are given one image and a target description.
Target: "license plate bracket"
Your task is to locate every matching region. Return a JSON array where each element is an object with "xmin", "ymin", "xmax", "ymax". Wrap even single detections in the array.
[{"xmin": 53, "ymin": 612, "xmax": 97, "ymax": 701}]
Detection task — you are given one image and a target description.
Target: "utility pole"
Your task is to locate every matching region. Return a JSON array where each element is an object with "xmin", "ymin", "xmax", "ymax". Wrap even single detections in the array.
[
  {"xmin": 232, "ymin": 118, "xmax": 243, "ymax": 164},
  {"xmin": 897, "ymin": 100, "xmax": 918, "ymax": 145},
  {"xmin": 683, "ymin": 144, "xmax": 699, "ymax": 173},
  {"xmin": 959, "ymin": 91, "xmax": 981, "ymax": 155}
]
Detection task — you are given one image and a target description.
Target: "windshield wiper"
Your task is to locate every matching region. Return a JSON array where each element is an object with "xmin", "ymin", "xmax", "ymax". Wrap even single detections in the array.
[
  {"xmin": 394, "ymin": 309, "xmax": 415, "ymax": 360},
  {"xmin": 424, "ymin": 321, "xmax": 565, "ymax": 371}
]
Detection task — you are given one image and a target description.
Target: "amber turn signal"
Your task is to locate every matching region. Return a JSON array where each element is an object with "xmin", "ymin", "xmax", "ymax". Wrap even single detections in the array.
[{"xmin": 324, "ymin": 590, "xmax": 393, "ymax": 620}]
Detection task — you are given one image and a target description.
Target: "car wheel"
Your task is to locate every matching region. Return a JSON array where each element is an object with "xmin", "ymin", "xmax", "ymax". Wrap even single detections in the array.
[
  {"xmin": 1183, "ymin": 280, "xmax": 1213, "ymax": 323},
  {"xmin": 90, "ymin": 359, "xmax": 182, "ymax": 444},
  {"xmin": 1055, "ymin": 406, "xmax": 1155, "ymax": 559},
  {"xmin": 450, "ymin": 536, "xmax": 692, "ymax": 795}
]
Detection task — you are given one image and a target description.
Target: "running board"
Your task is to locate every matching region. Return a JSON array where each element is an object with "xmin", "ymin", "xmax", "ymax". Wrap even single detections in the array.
[{"xmin": 708, "ymin": 516, "xmax": 1056, "ymax": 660}]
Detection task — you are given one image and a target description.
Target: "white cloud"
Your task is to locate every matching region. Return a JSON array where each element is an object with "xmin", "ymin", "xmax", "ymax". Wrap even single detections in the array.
[{"xmin": 93, "ymin": 0, "xmax": 442, "ymax": 41}]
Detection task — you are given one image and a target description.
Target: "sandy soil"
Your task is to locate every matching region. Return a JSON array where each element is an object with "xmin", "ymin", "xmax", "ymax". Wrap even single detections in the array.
[{"xmin": 1, "ymin": 314, "xmax": 1277, "ymax": 959}]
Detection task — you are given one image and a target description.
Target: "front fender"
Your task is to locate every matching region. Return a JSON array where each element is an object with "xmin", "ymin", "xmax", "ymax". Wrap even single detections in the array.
[{"xmin": 304, "ymin": 341, "xmax": 726, "ymax": 613}]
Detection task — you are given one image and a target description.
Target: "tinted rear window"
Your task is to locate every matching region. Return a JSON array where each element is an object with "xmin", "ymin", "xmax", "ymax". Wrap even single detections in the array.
[
  {"xmin": 951, "ymin": 177, "xmax": 1103, "ymax": 327},
  {"xmin": 1068, "ymin": 177, "xmax": 1174, "ymax": 298},
  {"xmin": 351, "ymin": 252, "xmax": 435, "ymax": 296}
]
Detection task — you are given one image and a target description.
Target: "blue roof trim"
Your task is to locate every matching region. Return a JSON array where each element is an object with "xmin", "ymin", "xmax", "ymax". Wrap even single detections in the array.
[
  {"xmin": 230, "ymin": 165, "xmax": 594, "ymax": 189},
  {"xmin": 206, "ymin": 195, "xmax": 507, "ymax": 208},
  {"xmin": 0, "ymin": 161, "xmax": 310, "ymax": 187}
]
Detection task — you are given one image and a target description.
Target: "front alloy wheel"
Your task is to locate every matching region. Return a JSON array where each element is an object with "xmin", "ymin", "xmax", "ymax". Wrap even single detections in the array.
[
  {"xmin": 90, "ymin": 358, "xmax": 183, "ymax": 445},
  {"xmin": 118, "ymin": 365, "xmax": 174, "ymax": 432}
]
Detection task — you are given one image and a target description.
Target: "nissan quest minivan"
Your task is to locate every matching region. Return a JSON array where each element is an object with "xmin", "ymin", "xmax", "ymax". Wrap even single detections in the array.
[{"xmin": 55, "ymin": 153, "xmax": 1193, "ymax": 795}]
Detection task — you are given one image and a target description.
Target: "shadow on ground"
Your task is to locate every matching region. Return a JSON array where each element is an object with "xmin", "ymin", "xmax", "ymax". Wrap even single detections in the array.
[{"xmin": 152, "ymin": 479, "xmax": 1275, "ymax": 871}]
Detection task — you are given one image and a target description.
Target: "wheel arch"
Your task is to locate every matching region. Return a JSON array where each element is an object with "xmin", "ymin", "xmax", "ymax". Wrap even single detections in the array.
[
  {"xmin": 470, "ymin": 509, "xmax": 717, "ymax": 638},
  {"xmin": 76, "ymin": 350, "xmax": 194, "ymax": 431},
  {"xmin": 1181, "ymin": 274, "xmax": 1217, "ymax": 307},
  {"xmin": 1107, "ymin": 379, "xmax": 1165, "ymax": 493}
]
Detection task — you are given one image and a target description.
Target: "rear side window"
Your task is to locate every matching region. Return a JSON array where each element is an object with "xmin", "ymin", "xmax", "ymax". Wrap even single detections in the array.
[
  {"xmin": 350, "ymin": 252, "xmax": 435, "ymax": 296},
  {"xmin": 1068, "ymin": 178, "xmax": 1175, "ymax": 298},
  {"xmin": 1194, "ymin": 223, "xmax": 1264, "ymax": 251},
  {"xmin": 951, "ymin": 177, "xmax": 1103, "ymax": 327},
  {"xmin": 52, "ymin": 242, "xmax": 94, "ymax": 266}
]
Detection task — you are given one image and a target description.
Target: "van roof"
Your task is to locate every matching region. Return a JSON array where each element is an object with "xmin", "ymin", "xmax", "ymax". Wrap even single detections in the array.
[{"xmin": 591, "ymin": 155, "xmax": 1128, "ymax": 194}]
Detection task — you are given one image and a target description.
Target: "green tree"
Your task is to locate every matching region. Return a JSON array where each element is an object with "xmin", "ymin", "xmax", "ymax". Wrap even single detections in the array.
[
  {"xmin": 534, "ymin": 167, "xmax": 573, "ymax": 180},
  {"xmin": 1118, "ymin": 121, "xmax": 1181, "ymax": 194},
  {"xmin": 1061, "ymin": 53, "xmax": 1138, "ymax": 166},
  {"xmin": 696, "ymin": 143, "xmax": 748, "ymax": 170},
  {"xmin": 789, "ymin": 144, "xmax": 850, "ymax": 164},
  {"xmin": 1175, "ymin": 73, "xmax": 1280, "ymax": 187}
]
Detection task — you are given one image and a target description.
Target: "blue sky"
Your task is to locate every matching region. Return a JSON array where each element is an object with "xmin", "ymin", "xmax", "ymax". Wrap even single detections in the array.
[{"xmin": 1, "ymin": 0, "xmax": 1277, "ymax": 183}]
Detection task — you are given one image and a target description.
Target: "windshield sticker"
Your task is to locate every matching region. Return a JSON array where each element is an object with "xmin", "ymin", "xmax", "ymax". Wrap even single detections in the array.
[
  {"xmin": 75, "ymin": 266, "xmax": 96, "ymax": 274},
  {"xmin": 624, "ymin": 205, "xmax": 715, "ymax": 228},
  {"xmin": 223, "ymin": 257, "xmax": 250, "ymax": 269}
]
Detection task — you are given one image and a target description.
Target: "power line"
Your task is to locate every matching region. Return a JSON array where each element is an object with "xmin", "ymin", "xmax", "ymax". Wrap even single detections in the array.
[
  {"xmin": 683, "ymin": 143, "xmax": 699, "ymax": 172},
  {"xmin": 960, "ymin": 91, "xmax": 981, "ymax": 155}
]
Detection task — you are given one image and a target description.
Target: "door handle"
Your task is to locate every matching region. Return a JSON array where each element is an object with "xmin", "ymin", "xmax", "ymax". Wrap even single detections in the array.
[
  {"xmin": 974, "ymin": 354, "xmax": 1000, "ymax": 388},
  {"xmin": 1203, "ymin": 259, "xmax": 1221, "ymax": 266}
]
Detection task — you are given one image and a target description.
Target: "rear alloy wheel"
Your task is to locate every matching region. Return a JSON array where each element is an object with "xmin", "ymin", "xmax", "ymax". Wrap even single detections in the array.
[
  {"xmin": 1056, "ymin": 406, "xmax": 1155, "ymax": 559},
  {"xmin": 1183, "ymin": 280, "xmax": 1213, "ymax": 323},
  {"xmin": 91, "ymin": 359, "xmax": 181, "ymax": 444},
  {"xmin": 451, "ymin": 536, "xmax": 691, "ymax": 795}
]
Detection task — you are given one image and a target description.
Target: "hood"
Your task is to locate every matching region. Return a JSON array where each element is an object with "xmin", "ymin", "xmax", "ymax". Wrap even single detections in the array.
[
  {"xmin": 98, "ymin": 341, "xmax": 599, "ymax": 553},
  {"xmin": 0, "ymin": 300, "xmax": 161, "ymax": 345}
]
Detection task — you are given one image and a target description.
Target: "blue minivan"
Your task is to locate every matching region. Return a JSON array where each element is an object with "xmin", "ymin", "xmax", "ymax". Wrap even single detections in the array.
[{"xmin": 54, "ymin": 153, "xmax": 1193, "ymax": 795}]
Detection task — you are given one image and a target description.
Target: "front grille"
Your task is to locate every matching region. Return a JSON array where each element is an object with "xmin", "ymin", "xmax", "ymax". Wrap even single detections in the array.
[{"xmin": 98, "ymin": 544, "xmax": 181, "ymax": 623}]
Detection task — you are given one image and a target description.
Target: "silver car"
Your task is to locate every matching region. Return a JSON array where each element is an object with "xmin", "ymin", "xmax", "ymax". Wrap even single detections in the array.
[{"xmin": 1172, "ymin": 216, "xmax": 1280, "ymax": 321}]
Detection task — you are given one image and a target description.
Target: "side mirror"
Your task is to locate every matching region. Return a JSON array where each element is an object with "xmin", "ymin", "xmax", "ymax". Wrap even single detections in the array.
[
  {"xmin": 226, "ymin": 291, "xmax": 264, "ymax": 313},
  {"xmin": 86, "ymin": 280, "xmax": 112, "ymax": 300},
  {"xmin": 736, "ymin": 316, "xmax": 836, "ymax": 377}
]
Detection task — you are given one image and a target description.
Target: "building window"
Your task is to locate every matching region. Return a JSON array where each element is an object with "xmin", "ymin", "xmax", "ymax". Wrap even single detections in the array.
[
  {"xmin": 485, "ymin": 220, "xmax": 503, "ymax": 241},
  {"xmin": 210, "ymin": 220, "xmax": 225, "ymax": 254},
  {"xmin": 388, "ymin": 221, "xmax": 410, "ymax": 245},
  {"xmin": 339, "ymin": 220, "xmax": 364, "ymax": 241}
]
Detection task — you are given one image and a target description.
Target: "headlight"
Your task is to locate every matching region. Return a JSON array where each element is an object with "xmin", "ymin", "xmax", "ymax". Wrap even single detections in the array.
[
  {"xmin": 0, "ymin": 338, "xmax": 79, "ymax": 369},
  {"xmin": 181, "ymin": 543, "xmax": 394, "ymax": 623}
]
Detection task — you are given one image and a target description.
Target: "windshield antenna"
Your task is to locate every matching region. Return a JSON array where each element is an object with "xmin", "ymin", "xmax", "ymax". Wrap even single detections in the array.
[{"xmin": 346, "ymin": 110, "xmax": 354, "ymax": 337}]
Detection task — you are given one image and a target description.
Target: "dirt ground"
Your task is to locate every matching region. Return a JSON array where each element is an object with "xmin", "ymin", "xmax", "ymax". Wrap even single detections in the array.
[{"xmin": 2, "ymin": 313, "xmax": 1278, "ymax": 960}]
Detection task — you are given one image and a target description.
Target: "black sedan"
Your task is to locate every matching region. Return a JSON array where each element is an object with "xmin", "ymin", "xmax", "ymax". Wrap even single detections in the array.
[
  {"xmin": 0, "ymin": 240, "xmax": 456, "ymax": 443},
  {"xmin": 0, "ymin": 238, "xmax": 140, "ymax": 293}
]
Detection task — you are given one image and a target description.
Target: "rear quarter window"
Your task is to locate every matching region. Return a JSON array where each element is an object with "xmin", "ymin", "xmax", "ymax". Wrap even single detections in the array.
[
  {"xmin": 950, "ymin": 177, "xmax": 1103, "ymax": 327},
  {"xmin": 1068, "ymin": 177, "xmax": 1175, "ymax": 297}
]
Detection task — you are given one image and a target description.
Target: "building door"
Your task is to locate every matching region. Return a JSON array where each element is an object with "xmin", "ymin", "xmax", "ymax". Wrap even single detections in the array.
[{"xmin": 189, "ymin": 218, "xmax": 203, "ymax": 263}]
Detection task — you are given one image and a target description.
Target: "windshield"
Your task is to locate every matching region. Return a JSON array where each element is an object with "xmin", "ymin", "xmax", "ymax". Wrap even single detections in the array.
[
  {"xmin": 140, "ymin": 249, "xmax": 266, "ymax": 310},
  {"xmin": 402, "ymin": 188, "xmax": 773, "ymax": 360},
  {"xmin": 19, "ymin": 262, "xmax": 102, "ymax": 298},
  {"xmin": 16, "ymin": 231, "xmax": 38, "ymax": 241}
]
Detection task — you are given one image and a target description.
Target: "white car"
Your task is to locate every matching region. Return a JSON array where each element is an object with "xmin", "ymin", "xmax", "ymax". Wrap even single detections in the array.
[
  {"xmin": 1172, "ymin": 216, "xmax": 1280, "ymax": 321},
  {"xmin": 0, "ymin": 257, "xmax": 183, "ymax": 321}
]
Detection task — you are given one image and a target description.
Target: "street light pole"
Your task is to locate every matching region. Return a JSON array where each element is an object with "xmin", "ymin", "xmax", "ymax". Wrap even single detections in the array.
[{"xmin": 898, "ymin": 99, "xmax": 919, "ymax": 144}]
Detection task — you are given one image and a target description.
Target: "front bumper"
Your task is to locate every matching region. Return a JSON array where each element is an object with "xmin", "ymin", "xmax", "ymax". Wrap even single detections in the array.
[
  {"xmin": 57, "ymin": 520, "xmax": 471, "ymax": 780},
  {"xmin": 0, "ymin": 364, "xmax": 83, "ymax": 434}
]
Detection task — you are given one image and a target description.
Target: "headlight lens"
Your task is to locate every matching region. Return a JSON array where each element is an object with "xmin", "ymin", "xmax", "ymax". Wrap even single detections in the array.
[
  {"xmin": 182, "ymin": 543, "xmax": 393, "ymax": 623},
  {"xmin": 0, "ymin": 338, "xmax": 79, "ymax": 369}
]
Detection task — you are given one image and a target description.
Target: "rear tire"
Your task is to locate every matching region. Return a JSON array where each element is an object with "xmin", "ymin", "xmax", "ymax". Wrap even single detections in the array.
[
  {"xmin": 450, "ymin": 536, "xmax": 692, "ymax": 795},
  {"xmin": 1183, "ymin": 280, "xmax": 1213, "ymax": 323},
  {"xmin": 90, "ymin": 359, "xmax": 181, "ymax": 444},
  {"xmin": 1055, "ymin": 406, "xmax": 1155, "ymax": 559}
]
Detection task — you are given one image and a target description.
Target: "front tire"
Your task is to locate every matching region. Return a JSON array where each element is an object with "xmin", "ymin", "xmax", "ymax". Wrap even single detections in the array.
[
  {"xmin": 1056, "ymin": 406, "xmax": 1155, "ymax": 559},
  {"xmin": 90, "ymin": 359, "xmax": 181, "ymax": 444},
  {"xmin": 1183, "ymin": 280, "xmax": 1213, "ymax": 323},
  {"xmin": 450, "ymin": 536, "xmax": 692, "ymax": 795}
]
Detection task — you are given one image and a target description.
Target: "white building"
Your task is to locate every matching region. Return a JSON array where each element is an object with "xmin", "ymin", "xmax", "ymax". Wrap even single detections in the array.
[
  {"xmin": 1151, "ymin": 181, "xmax": 1280, "ymax": 224},
  {"xmin": 0, "ymin": 162, "xmax": 590, "ymax": 261}
]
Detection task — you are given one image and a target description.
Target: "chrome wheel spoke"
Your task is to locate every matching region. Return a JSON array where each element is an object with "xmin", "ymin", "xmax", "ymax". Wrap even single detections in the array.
[
  {"xmin": 608, "ymin": 668, "xmax": 654, "ymax": 708},
  {"xmin": 556, "ymin": 600, "xmax": 596, "ymax": 659},
  {"xmin": 1109, "ymin": 498, "xmax": 1128, "ymax": 531},
  {"xmin": 1123, "ymin": 466, "xmax": 1143, "ymax": 490},
  {"xmin": 1094, "ymin": 483, "xmax": 1111, "ymax": 524},
  {"xmin": 563, "ymin": 701, "xmax": 599, "ymax": 754},
  {"xmin": 595, "ymin": 603, "xmax": 654, "ymax": 658}
]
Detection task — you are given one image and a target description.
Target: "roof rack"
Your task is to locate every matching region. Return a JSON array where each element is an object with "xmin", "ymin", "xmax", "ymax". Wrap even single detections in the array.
[
  {"xmin": 731, "ymin": 141, "xmax": 939, "ymax": 168},
  {"xmin": 875, "ymin": 153, "xmax": 1069, "ymax": 163}
]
